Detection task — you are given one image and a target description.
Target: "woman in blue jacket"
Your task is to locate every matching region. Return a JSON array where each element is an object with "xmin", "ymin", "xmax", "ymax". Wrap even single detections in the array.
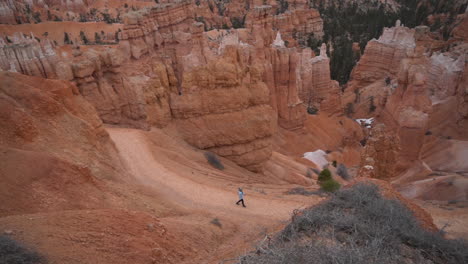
[{"xmin": 236, "ymin": 188, "xmax": 246, "ymax": 207}]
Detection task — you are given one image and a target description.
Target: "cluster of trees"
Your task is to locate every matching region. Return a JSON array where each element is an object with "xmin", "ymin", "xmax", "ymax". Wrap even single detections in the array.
[
  {"xmin": 64, "ymin": 30, "xmax": 119, "ymax": 45},
  {"xmin": 47, "ymin": 10, "xmax": 62, "ymax": 21},
  {"xmin": 230, "ymin": 16, "xmax": 246, "ymax": 29},
  {"xmin": 79, "ymin": 8, "xmax": 121, "ymax": 24},
  {"xmin": 194, "ymin": 14, "xmax": 246, "ymax": 31},
  {"xmin": 399, "ymin": 0, "xmax": 467, "ymax": 28},
  {"xmin": 307, "ymin": 0, "xmax": 467, "ymax": 86},
  {"xmin": 276, "ymin": 0, "xmax": 289, "ymax": 14},
  {"xmin": 308, "ymin": 0, "xmax": 398, "ymax": 85},
  {"xmin": 22, "ymin": 4, "xmax": 41, "ymax": 24},
  {"xmin": 318, "ymin": 168, "xmax": 341, "ymax": 192}
]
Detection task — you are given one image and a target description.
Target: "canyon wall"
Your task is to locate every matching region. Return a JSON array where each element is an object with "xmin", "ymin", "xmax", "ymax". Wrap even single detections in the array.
[
  {"xmin": 0, "ymin": 0, "xmax": 90, "ymax": 24},
  {"xmin": 342, "ymin": 21, "xmax": 416, "ymax": 118},
  {"xmin": 380, "ymin": 46, "xmax": 466, "ymax": 175},
  {"xmin": 359, "ymin": 124, "xmax": 399, "ymax": 179},
  {"xmin": 0, "ymin": 0, "xmax": 335, "ymax": 172},
  {"xmin": 0, "ymin": 32, "xmax": 58, "ymax": 78},
  {"xmin": 0, "ymin": 72, "xmax": 125, "ymax": 183},
  {"xmin": 352, "ymin": 20, "xmax": 467, "ymax": 188}
]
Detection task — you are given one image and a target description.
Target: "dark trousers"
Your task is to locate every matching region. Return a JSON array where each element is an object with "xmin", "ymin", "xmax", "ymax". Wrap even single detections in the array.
[{"xmin": 236, "ymin": 199, "xmax": 246, "ymax": 207}]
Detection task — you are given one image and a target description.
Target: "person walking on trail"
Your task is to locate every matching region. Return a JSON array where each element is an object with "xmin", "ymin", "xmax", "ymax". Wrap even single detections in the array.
[{"xmin": 236, "ymin": 188, "xmax": 246, "ymax": 207}]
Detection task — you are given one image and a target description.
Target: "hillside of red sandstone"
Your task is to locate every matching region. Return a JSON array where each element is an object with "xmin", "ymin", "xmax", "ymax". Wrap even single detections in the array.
[{"xmin": 1, "ymin": 0, "xmax": 467, "ymax": 262}]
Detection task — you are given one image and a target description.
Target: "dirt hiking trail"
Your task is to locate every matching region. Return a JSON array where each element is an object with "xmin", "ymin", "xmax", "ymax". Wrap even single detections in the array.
[{"xmin": 107, "ymin": 127, "xmax": 322, "ymax": 263}]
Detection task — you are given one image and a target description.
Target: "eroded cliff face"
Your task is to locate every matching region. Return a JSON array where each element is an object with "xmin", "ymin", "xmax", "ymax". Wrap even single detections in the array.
[
  {"xmin": 351, "ymin": 18, "xmax": 468, "ymax": 197},
  {"xmin": 0, "ymin": 71, "xmax": 125, "ymax": 180},
  {"xmin": 359, "ymin": 124, "xmax": 399, "ymax": 179},
  {"xmin": 0, "ymin": 0, "xmax": 334, "ymax": 172},
  {"xmin": 343, "ymin": 21, "xmax": 416, "ymax": 118},
  {"xmin": 379, "ymin": 47, "xmax": 466, "ymax": 175},
  {"xmin": 0, "ymin": 0, "xmax": 91, "ymax": 24},
  {"xmin": 0, "ymin": 0, "xmax": 19, "ymax": 24},
  {"xmin": 351, "ymin": 22, "xmax": 415, "ymax": 86},
  {"xmin": 298, "ymin": 43, "xmax": 341, "ymax": 114},
  {"xmin": 0, "ymin": 32, "xmax": 58, "ymax": 78}
]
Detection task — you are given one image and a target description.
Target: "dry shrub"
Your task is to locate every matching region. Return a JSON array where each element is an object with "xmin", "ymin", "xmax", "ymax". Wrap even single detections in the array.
[
  {"xmin": 239, "ymin": 183, "xmax": 468, "ymax": 264},
  {"xmin": 0, "ymin": 236, "xmax": 45, "ymax": 264},
  {"xmin": 204, "ymin": 151, "xmax": 224, "ymax": 170}
]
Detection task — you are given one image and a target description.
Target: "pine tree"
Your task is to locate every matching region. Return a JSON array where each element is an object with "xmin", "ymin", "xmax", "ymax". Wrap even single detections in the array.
[
  {"xmin": 64, "ymin": 32, "xmax": 70, "ymax": 44},
  {"xmin": 94, "ymin": 32, "xmax": 101, "ymax": 44},
  {"xmin": 80, "ymin": 31, "xmax": 89, "ymax": 44}
]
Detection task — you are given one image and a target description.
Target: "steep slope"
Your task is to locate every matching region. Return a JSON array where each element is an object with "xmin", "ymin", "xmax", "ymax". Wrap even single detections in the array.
[
  {"xmin": 343, "ymin": 11, "xmax": 468, "ymax": 238},
  {"xmin": 0, "ymin": 71, "xmax": 327, "ymax": 263}
]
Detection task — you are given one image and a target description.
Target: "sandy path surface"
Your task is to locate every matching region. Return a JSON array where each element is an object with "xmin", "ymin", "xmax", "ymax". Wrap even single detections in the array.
[
  {"xmin": 0, "ymin": 126, "xmax": 320, "ymax": 264},
  {"xmin": 107, "ymin": 127, "xmax": 320, "ymax": 263}
]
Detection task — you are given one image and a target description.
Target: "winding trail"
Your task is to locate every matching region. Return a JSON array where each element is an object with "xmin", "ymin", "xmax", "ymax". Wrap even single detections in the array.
[{"xmin": 107, "ymin": 127, "xmax": 319, "ymax": 263}]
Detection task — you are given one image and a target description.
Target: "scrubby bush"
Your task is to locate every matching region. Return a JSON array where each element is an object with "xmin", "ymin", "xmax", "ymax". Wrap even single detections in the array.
[
  {"xmin": 317, "ymin": 168, "xmax": 340, "ymax": 192},
  {"xmin": 230, "ymin": 16, "xmax": 245, "ymax": 28},
  {"xmin": 115, "ymin": 28, "xmax": 122, "ymax": 43},
  {"xmin": 336, "ymin": 163, "xmax": 351, "ymax": 180},
  {"xmin": 345, "ymin": 102, "xmax": 354, "ymax": 117},
  {"xmin": 385, "ymin": 76, "xmax": 391, "ymax": 85},
  {"xmin": 94, "ymin": 32, "xmax": 101, "ymax": 44},
  {"xmin": 102, "ymin": 12, "xmax": 115, "ymax": 24},
  {"xmin": 0, "ymin": 236, "xmax": 44, "ymax": 264},
  {"xmin": 360, "ymin": 138, "xmax": 367, "ymax": 146},
  {"xmin": 210, "ymin": 218, "xmax": 222, "ymax": 228},
  {"xmin": 319, "ymin": 178, "xmax": 339, "ymax": 192},
  {"xmin": 276, "ymin": 0, "xmax": 289, "ymax": 15},
  {"xmin": 332, "ymin": 160, "xmax": 337, "ymax": 167},
  {"xmin": 305, "ymin": 169, "xmax": 312, "ymax": 178},
  {"xmin": 79, "ymin": 14, "xmax": 87, "ymax": 22},
  {"xmin": 79, "ymin": 31, "xmax": 89, "ymax": 44},
  {"xmin": 307, "ymin": 106, "xmax": 318, "ymax": 115},
  {"xmin": 239, "ymin": 183, "xmax": 468, "ymax": 264},
  {"xmin": 369, "ymin": 96, "xmax": 376, "ymax": 113},
  {"xmin": 318, "ymin": 168, "xmax": 331, "ymax": 182},
  {"xmin": 204, "ymin": 151, "xmax": 224, "ymax": 170},
  {"xmin": 33, "ymin": 12, "xmax": 41, "ymax": 23},
  {"xmin": 319, "ymin": 178, "xmax": 340, "ymax": 192}
]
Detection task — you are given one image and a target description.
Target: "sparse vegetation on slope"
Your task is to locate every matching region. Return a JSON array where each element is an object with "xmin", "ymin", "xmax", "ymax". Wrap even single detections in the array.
[
  {"xmin": 336, "ymin": 163, "xmax": 351, "ymax": 180},
  {"xmin": 317, "ymin": 168, "xmax": 340, "ymax": 192},
  {"xmin": 204, "ymin": 151, "xmax": 225, "ymax": 170},
  {"xmin": 240, "ymin": 183, "xmax": 468, "ymax": 264},
  {"xmin": 319, "ymin": 177, "xmax": 341, "ymax": 192}
]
